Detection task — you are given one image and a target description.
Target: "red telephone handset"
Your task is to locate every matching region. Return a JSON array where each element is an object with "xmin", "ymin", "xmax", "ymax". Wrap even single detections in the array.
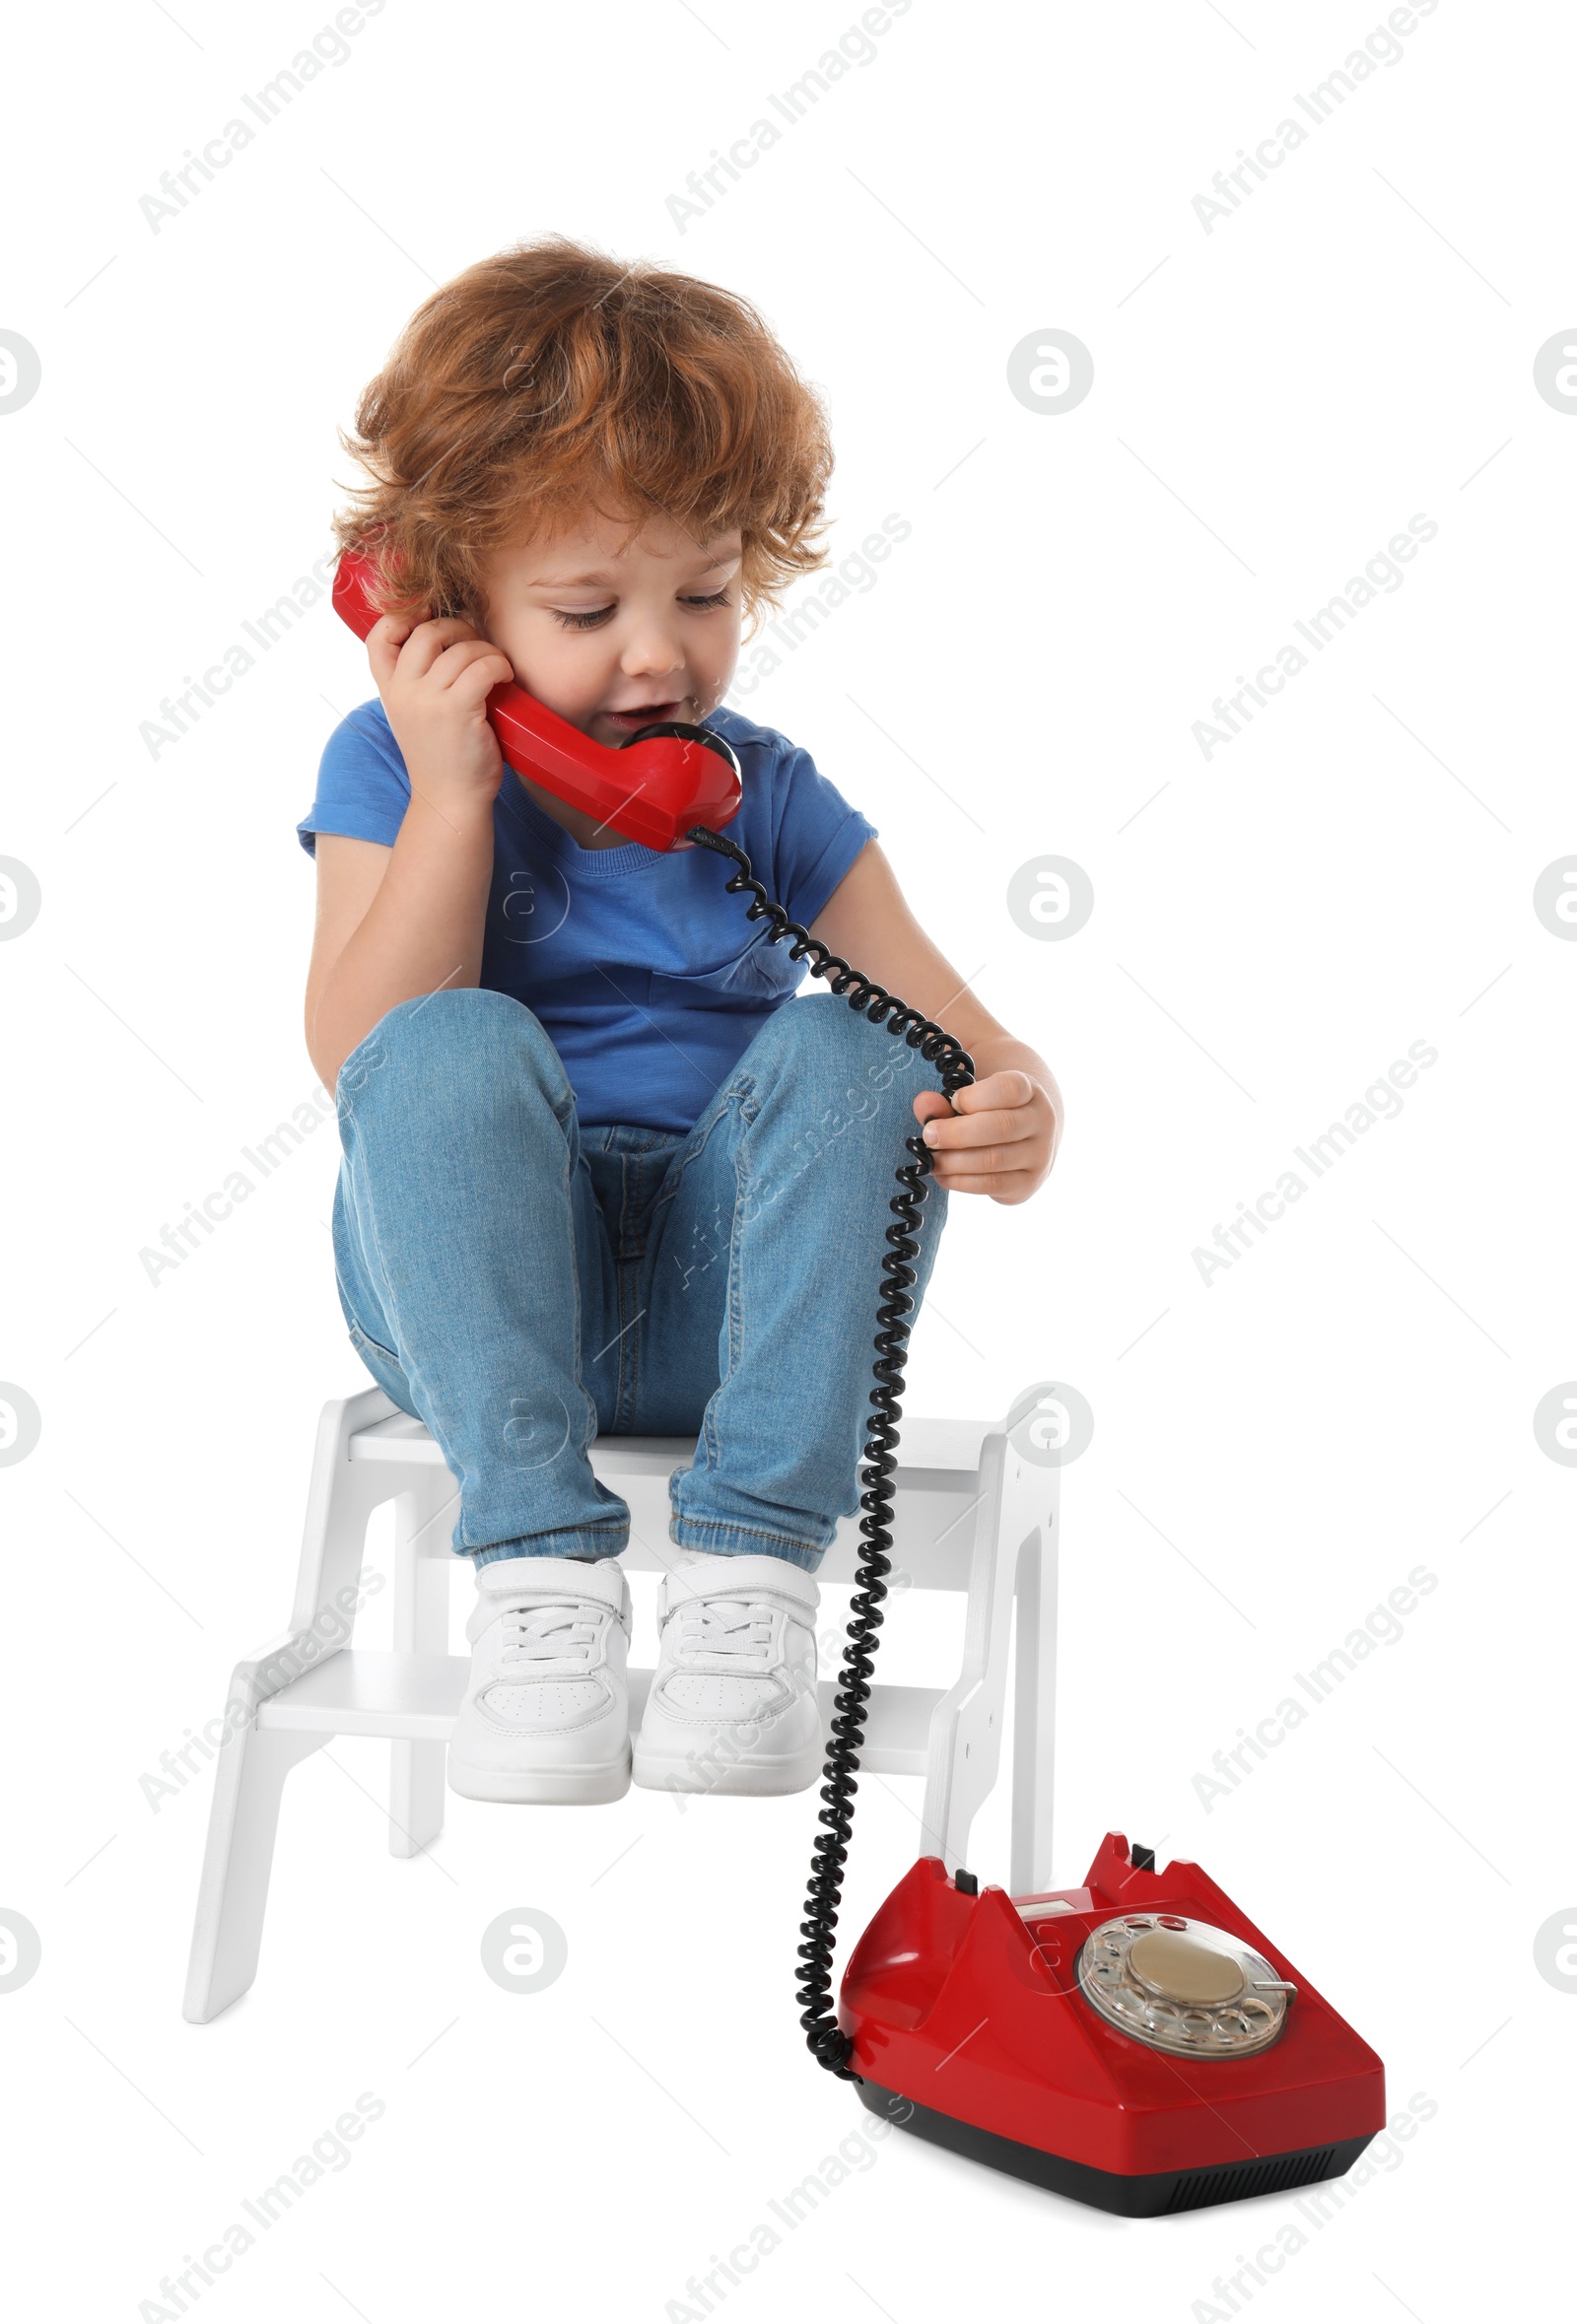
[{"xmin": 331, "ymin": 549, "xmax": 741, "ymax": 852}]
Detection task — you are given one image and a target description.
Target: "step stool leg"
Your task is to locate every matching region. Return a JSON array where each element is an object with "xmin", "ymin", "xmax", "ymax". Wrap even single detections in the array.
[
  {"xmin": 183, "ymin": 1713, "xmax": 325, "ymax": 2023},
  {"xmin": 389, "ymin": 1479, "xmax": 455, "ymax": 1858},
  {"xmin": 1009, "ymin": 1486, "xmax": 1059, "ymax": 1895}
]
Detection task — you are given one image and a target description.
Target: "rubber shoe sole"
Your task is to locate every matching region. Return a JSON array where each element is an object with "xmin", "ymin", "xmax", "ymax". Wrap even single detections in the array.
[
  {"xmin": 446, "ymin": 1744, "xmax": 632, "ymax": 1806},
  {"xmin": 631, "ymin": 1735, "xmax": 822, "ymax": 1797}
]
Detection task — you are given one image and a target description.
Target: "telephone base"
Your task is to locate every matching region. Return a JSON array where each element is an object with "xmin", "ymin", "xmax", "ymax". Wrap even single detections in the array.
[{"xmin": 839, "ymin": 1837, "xmax": 1386, "ymax": 2215}]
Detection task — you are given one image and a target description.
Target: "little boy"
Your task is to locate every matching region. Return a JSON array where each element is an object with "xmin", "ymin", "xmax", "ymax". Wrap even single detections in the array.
[{"xmin": 298, "ymin": 237, "xmax": 1061, "ymax": 1808}]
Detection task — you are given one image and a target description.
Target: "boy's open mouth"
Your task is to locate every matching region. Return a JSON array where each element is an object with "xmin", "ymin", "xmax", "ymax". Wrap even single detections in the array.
[{"xmin": 603, "ymin": 699, "xmax": 688, "ymax": 733}]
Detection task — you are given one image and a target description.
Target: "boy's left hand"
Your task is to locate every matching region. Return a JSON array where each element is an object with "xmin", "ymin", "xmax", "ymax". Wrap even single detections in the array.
[{"xmin": 912, "ymin": 1065, "xmax": 1062, "ymax": 1205}]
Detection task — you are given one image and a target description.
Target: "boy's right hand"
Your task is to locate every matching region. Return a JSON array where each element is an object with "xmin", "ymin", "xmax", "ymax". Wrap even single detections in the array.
[{"xmin": 367, "ymin": 614, "xmax": 515, "ymax": 821}]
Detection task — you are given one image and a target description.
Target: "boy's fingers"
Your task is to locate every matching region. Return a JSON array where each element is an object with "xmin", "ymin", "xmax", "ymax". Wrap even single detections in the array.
[
  {"xmin": 390, "ymin": 616, "xmax": 483, "ymax": 679},
  {"xmin": 429, "ymin": 639, "xmax": 514, "ymax": 692},
  {"xmin": 956, "ymin": 1069, "xmax": 1034, "ymax": 1111},
  {"xmin": 366, "ymin": 612, "xmax": 415, "ymax": 684},
  {"xmin": 930, "ymin": 1167, "xmax": 1040, "ymax": 1201},
  {"xmin": 922, "ymin": 1105, "xmax": 1035, "ymax": 1150},
  {"xmin": 932, "ymin": 1145, "xmax": 1029, "ymax": 1179},
  {"xmin": 447, "ymin": 655, "xmax": 515, "ymax": 707}
]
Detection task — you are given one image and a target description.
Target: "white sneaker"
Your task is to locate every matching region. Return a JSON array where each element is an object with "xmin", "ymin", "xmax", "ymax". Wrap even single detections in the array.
[
  {"xmin": 447, "ymin": 1555, "xmax": 632, "ymax": 1805},
  {"xmin": 632, "ymin": 1551, "xmax": 823, "ymax": 1797}
]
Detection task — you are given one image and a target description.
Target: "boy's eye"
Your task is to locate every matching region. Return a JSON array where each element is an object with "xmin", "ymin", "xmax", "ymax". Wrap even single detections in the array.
[{"xmin": 551, "ymin": 588, "xmax": 731, "ymax": 633}]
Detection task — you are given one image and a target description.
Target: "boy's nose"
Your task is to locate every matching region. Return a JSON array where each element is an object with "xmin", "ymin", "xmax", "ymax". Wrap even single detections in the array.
[{"xmin": 620, "ymin": 624, "xmax": 686, "ymax": 681}]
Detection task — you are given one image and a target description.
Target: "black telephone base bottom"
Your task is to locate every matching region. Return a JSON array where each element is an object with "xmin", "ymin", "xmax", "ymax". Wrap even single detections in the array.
[{"xmin": 855, "ymin": 2079, "xmax": 1376, "ymax": 2217}]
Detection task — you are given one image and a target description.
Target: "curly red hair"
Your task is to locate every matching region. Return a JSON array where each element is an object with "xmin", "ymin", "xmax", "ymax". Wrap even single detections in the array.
[{"xmin": 331, "ymin": 236, "xmax": 833, "ymax": 639}]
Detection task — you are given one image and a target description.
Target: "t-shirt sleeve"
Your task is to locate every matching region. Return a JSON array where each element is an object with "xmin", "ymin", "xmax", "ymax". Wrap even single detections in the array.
[
  {"xmin": 296, "ymin": 701, "xmax": 411, "ymax": 856},
  {"xmin": 771, "ymin": 739, "xmax": 878, "ymax": 931}
]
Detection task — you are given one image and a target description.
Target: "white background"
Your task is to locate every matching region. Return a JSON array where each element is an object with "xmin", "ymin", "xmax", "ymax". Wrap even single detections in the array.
[{"xmin": 1, "ymin": 0, "xmax": 1569, "ymax": 2316}]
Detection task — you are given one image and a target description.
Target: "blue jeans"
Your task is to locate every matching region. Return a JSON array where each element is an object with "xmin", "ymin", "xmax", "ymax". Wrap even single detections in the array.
[{"xmin": 330, "ymin": 988, "xmax": 950, "ymax": 1573}]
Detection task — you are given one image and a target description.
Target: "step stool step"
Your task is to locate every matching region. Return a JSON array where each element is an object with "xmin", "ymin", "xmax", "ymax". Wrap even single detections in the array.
[
  {"xmin": 347, "ymin": 1410, "xmax": 994, "ymax": 1481},
  {"xmin": 255, "ymin": 1648, "xmax": 942, "ymax": 1775}
]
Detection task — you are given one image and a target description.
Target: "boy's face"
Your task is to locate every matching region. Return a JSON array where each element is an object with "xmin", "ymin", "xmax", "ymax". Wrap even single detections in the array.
[{"xmin": 478, "ymin": 508, "xmax": 743, "ymax": 753}]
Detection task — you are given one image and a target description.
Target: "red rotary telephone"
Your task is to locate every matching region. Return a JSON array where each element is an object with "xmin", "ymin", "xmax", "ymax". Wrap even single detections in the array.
[{"xmin": 330, "ymin": 549, "xmax": 742, "ymax": 852}]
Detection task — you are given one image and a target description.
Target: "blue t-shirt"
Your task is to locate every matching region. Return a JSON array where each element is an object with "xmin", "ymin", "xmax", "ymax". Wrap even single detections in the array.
[{"xmin": 297, "ymin": 700, "xmax": 877, "ymax": 1133}]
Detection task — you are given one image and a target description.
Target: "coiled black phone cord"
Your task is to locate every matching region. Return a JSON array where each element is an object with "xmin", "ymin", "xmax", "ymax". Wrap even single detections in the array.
[{"xmin": 688, "ymin": 825, "xmax": 975, "ymax": 2079}]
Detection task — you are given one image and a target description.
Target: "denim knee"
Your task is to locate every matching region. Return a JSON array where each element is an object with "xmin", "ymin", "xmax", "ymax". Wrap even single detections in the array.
[
  {"xmin": 746, "ymin": 991, "xmax": 936, "ymax": 1123},
  {"xmin": 335, "ymin": 988, "xmax": 573, "ymax": 1128}
]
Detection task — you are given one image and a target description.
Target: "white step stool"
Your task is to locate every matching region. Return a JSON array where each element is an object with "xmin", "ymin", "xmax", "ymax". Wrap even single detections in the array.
[{"xmin": 183, "ymin": 1386, "xmax": 1058, "ymax": 2023}]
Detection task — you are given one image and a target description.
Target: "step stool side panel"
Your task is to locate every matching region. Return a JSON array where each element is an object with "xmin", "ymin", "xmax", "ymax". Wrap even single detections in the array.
[
  {"xmin": 917, "ymin": 1428, "xmax": 1016, "ymax": 1871},
  {"xmin": 288, "ymin": 1388, "xmax": 404, "ymax": 1636},
  {"xmin": 185, "ymin": 1388, "xmax": 396, "ymax": 2026},
  {"xmin": 1008, "ymin": 1457, "xmax": 1060, "ymax": 1895}
]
